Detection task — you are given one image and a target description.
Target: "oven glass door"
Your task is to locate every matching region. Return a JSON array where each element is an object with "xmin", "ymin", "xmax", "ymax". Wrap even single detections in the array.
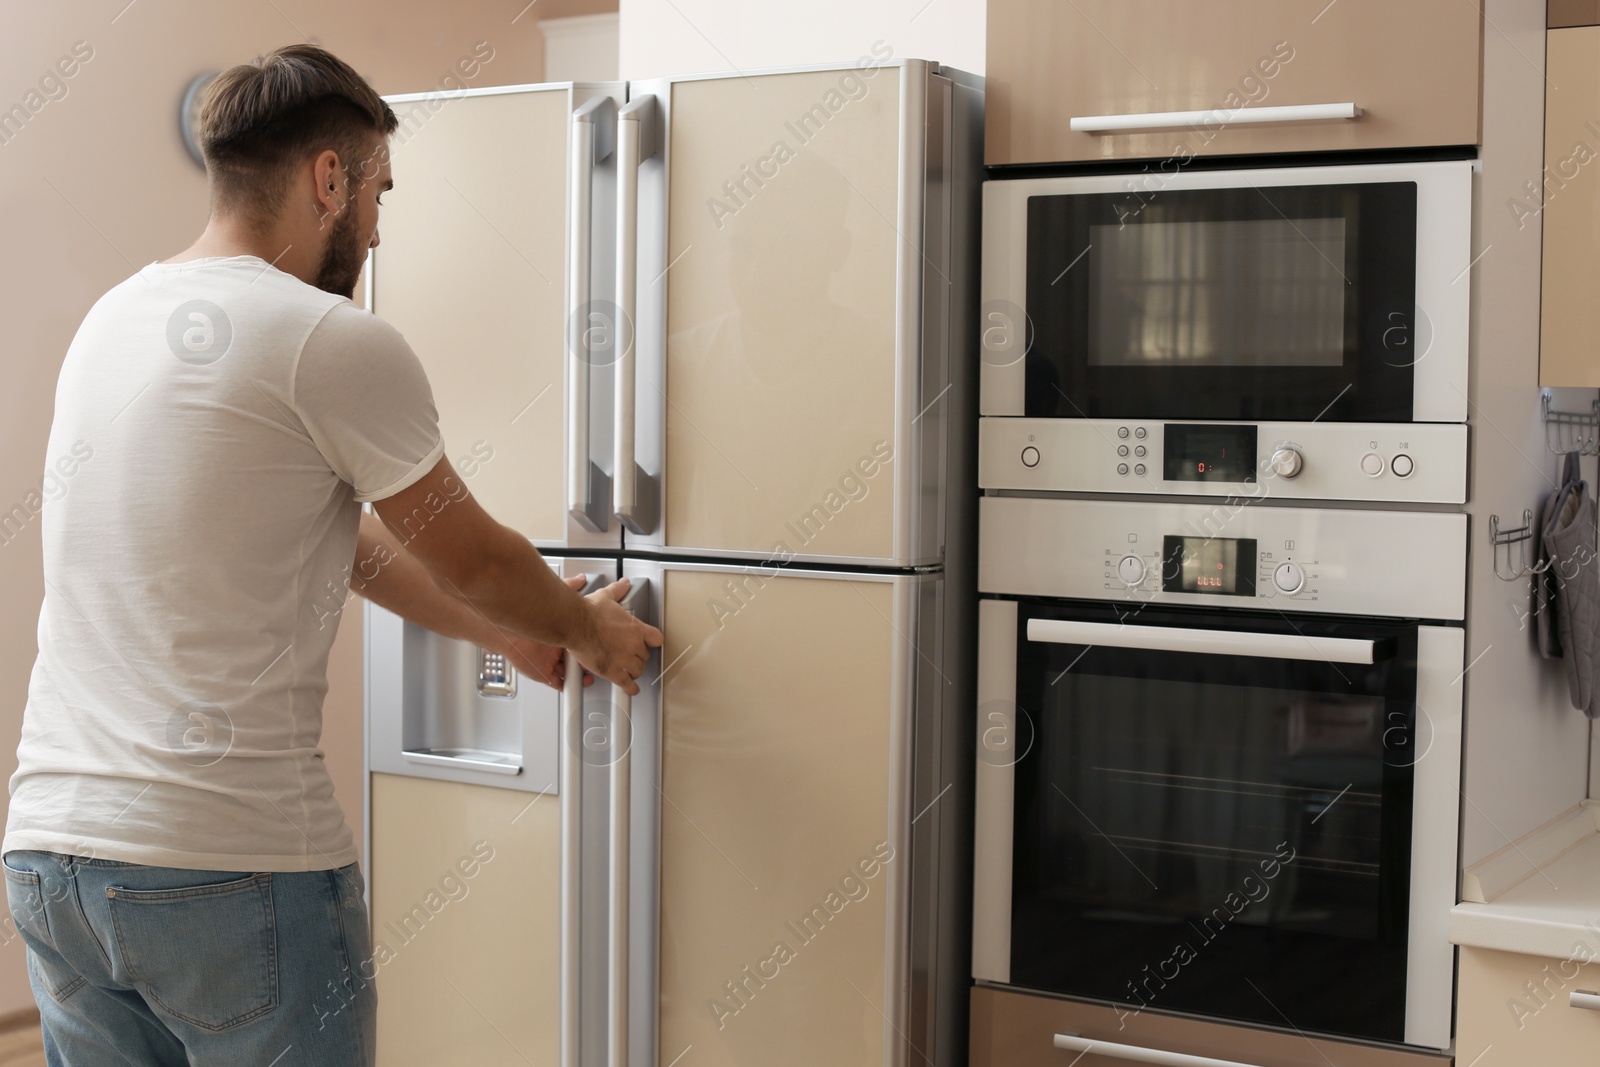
[
  {"xmin": 1023, "ymin": 182, "xmax": 1418, "ymax": 422},
  {"xmin": 1008, "ymin": 600, "xmax": 1418, "ymax": 1043}
]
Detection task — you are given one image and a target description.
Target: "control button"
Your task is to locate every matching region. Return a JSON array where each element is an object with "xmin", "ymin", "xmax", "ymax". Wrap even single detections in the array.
[
  {"xmin": 1360, "ymin": 451, "xmax": 1385, "ymax": 477},
  {"xmin": 1135, "ymin": 446, "xmax": 1147, "ymax": 459},
  {"xmin": 1134, "ymin": 463, "xmax": 1146, "ymax": 476},
  {"xmin": 1117, "ymin": 555, "xmax": 1146, "ymax": 586},
  {"xmin": 1021, "ymin": 446, "xmax": 1040, "ymax": 468},
  {"xmin": 1117, "ymin": 463, "xmax": 1129, "ymax": 476},
  {"xmin": 1135, "ymin": 426, "xmax": 1148, "ymax": 439},
  {"xmin": 1270, "ymin": 448, "xmax": 1304, "ymax": 479},
  {"xmin": 1391, "ymin": 453, "xmax": 1414, "ymax": 478},
  {"xmin": 1117, "ymin": 444, "xmax": 1129, "ymax": 457},
  {"xmin": 1273, "ymin": 562, "xmax": 1305, "ymax": 595},
  {"xmin": 1118, "ymin": 426, "xmax": 1130, "ymax": 439}
]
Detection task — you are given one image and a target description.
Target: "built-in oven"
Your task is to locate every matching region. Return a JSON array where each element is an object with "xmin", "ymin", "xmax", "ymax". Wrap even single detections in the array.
[
  {"xmin": 978, "ymin": 161, "xmax": 1472, "ymax": 503},
  {"xmin": 972, "ymin": 497, "xmax": 1466, "ymax": 1061}
]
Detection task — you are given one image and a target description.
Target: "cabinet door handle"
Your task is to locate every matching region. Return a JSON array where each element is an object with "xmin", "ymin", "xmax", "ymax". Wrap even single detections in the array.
[
  {"xmin": 612, "ymin": 94, "xmax": 660, "ymax": 535},
  {"xmin": 1571, "ymin": 990, "xmax": 1600, "ymax": 1011},
  {"xmin": 1054, "ymin": 1033, "xmax": 1269, "ymax": 1067},
  {"xmin": 560, "ymin": 574, "xmax": 603, "ymax": 1067},
  {"xmin": 608, "ymin": 577, "xmax": 651, "ymax": 1067},
  {"xmin": 1070, "ymin": 101, "xmax": 1361, "ymax": 134},
  {"xmin": 568, "ymin": 96, "xmax": 616, "ymax": 533}
]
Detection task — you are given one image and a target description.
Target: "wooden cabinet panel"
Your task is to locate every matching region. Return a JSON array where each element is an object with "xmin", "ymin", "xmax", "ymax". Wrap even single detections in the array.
[
  {"xmin": 1539, "ymin": 27, "xmax": 1600, "ymax": 387},
  {"xmin": 970, "ymin": 986, "xmax": 1449, "ymax": 1067},
  {"xmin": 1458, "ymin": 945, "xmax": 1600, "ymax": 1064},
  {"xmin": 985, "ymin": 0, "xmax": 1482, "ymax": 166}
]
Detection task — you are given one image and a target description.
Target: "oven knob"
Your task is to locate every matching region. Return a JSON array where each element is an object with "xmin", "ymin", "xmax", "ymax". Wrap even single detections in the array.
[
  {"xmin": 1021, "ymin": 446, "xmax": 1040, "ymax": 468},
  {"xmin": 1360, "ymin": 451, "xmax": 1385, "ymax": 477},
  {"xmin": 1270, "ymin": 448, "xmax": 1304, "ymax": 479},
  {"xmin": 1273, "ymin": 561, "xmax": 1305, "ymax": 595},
  {"xmin": 1117, "ymin": 555, "xmax": 1146, "ymax": 586}
]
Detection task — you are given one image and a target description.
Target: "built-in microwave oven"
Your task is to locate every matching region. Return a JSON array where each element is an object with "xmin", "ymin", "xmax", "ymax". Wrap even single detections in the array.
[
  {"xmin": 972, "ymin": 496, "xmax": 1466, "ymax": 1056},
  {"xmin": 979, "ymin": 161, "xmax": 1473, "ymax": 502}
]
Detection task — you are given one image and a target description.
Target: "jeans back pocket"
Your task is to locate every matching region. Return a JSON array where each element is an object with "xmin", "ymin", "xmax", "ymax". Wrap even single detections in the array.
[
  {"xmin": 1, "ymin": 853, "xmax": 86, "ymax": 1002},
  {"xmin": 3, "ymin": 853, "xmax": 50, "ymax": 947},
  {"xmin": 107, "ymin": 872, "xmax": 279, "ymax": 1032}
]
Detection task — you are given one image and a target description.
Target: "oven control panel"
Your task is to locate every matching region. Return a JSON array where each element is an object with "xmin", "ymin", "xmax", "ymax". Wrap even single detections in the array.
[
  {"xmin": 979, "ymin": 418, "xmax": 1467, "ymax": 504},
  {"xmin": 980, "ymin": 496, "xmax": 1466, "ymax": 620}
]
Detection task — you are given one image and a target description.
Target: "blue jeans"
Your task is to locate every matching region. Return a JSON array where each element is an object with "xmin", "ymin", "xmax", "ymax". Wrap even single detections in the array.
[{"xmin": 2, "ymin": 850, "xmax": 376, "ymax": 1066}]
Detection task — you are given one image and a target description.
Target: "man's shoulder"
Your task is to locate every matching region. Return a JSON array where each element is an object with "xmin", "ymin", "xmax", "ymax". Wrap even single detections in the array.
[{"xmin": 305, "ymin": 301, "xmax": 413, "ymax": 357}]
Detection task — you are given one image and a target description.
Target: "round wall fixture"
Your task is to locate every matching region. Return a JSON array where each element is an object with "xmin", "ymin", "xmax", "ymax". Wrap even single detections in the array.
[{"xmin": 179, "ymin": 71, "xmax": 217, "ymax": 168}]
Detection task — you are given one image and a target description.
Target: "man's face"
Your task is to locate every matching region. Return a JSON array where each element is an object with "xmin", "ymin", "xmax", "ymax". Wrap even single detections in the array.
[{"xmin": 313, "ymin": 140, "xmax": 391, "ymax": 299}]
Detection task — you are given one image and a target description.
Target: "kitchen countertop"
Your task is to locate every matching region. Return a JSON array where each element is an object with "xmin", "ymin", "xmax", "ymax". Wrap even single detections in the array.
[{"xmin": 1450, "ymin": 801, "xmax": 1600, "ymax": 960}]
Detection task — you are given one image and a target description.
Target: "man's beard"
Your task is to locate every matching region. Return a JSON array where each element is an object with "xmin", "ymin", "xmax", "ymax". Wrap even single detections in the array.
[{"xmin": 312, "ymin": 203, "xmax": 366, "ymax": 299}]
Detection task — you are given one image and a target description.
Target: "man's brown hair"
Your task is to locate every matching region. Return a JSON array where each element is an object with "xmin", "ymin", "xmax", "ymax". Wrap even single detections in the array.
[{"xmin": 198, "ymin": 44, "xmax": 397, "ymax": 228}]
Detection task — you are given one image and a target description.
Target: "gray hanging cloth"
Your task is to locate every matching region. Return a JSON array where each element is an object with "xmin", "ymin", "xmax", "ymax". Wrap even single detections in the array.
[
  {"xmin": 1535, "ymin": 452, "xmax": 1580, "ymax": 659},
  {"xmin": 1542, "ymin": 451, "xmax": 1600, "ymax": 718}
]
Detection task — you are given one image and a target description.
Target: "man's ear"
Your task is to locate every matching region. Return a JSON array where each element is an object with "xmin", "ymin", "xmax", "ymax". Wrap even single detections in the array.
[{"xmin": 312, "ymin": 148, "xmax": 346, "ymax": 214}]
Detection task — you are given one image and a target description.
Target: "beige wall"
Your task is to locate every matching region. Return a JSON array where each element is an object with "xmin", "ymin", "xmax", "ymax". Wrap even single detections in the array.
[{"xmin": 0, "ymin": 0, "xmax": 601, "ymax": 1017}]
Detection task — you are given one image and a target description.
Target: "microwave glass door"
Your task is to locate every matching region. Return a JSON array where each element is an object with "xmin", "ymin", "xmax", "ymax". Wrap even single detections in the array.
[
  {"xmin": 1024, "ymin": 182, "xmax": 1418, "ymax": 421},
  {"xmin": 1008, "ymin": 600, "xmax": 1418, "ymax": 1044}
]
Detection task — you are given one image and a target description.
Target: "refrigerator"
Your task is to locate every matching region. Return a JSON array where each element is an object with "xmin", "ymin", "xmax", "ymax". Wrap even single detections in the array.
[{"xmin": 363, "ymin": 60, "xmax": 983, "ymax": 1067}]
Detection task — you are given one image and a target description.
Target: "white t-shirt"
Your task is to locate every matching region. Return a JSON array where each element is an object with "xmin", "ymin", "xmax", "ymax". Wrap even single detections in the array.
[{"xmin": 3, "ymin": 255, "xmax": 443, "ymax": 872}]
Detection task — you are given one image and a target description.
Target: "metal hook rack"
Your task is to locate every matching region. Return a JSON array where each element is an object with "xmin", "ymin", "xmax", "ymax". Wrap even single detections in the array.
[
  {"xmin": 1542, "ymin": 391, "xmax": 1600, "ymax": 456},
  {"xmin": 1489, "ymin": 509, "xmax": 1552, "ymax": 582}
]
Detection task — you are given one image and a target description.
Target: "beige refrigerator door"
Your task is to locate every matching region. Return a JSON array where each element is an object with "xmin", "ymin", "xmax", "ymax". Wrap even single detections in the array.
[
  {"xmin": 633, "ymin": 63, "xmax": 956, "ymax": 567},
  {"xmin": 369, "ymin": 772, "xmax": 560, "ymax": 1067},
  {"xmin": 641, "ymin": 562, "xmax": 922, "ymax": 1067},
  {"xmin": 370, "ymin": 84, "xmax": 622, "ymax": 550}
]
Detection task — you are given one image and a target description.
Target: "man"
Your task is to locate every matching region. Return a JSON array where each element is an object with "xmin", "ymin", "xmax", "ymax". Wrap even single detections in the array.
[{"xmin": 2, "ymin": 43, "xmax": 661, "ymax": 1065}]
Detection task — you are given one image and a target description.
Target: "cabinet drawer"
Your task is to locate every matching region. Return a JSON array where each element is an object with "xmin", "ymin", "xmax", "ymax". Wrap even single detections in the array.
[
  {"xmin": 971, "ymin": 986, "xmax": 1450, "ymax": 1067},
  {"xmin": 1457, "ymin": 945, "xmax": 1600, "ymax": 1064},
  {"xmin": 985, "ymin": 0, "xmax": 1482, "ymax": 166}
]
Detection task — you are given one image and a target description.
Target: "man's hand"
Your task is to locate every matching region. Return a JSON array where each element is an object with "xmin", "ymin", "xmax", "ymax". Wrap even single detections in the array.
[
  {"xmin": 367, "ymin": 459, "xmax": 664, "ymax": 695},
  {"xmin": 571, "ymin": 577, "xmax": 665, "ymax": 696},
  {"xmin": 499, "ymin": 575, "xmax": 595, "ymax": 691}
]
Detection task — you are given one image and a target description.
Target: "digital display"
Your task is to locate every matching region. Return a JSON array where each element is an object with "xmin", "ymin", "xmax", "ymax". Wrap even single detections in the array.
[
  {"xmin": 1164, "ymin": 424, "xmax": 1257, "ymax": 483},
  {"xmin": 1162, "ymin": 536, "xmax": 1258, "ymax": 597}
]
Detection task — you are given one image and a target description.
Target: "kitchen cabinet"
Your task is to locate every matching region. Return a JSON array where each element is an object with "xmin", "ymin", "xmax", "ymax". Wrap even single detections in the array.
[
  {"xmin": 1457, "ymin": 945, "xmax": 1600, "ymax": 1064},
  {"xmin": 969, "ymin": 986, "xmax": 1451, "ymax": 1067},
  {"xmin": 1539, "ymin": 24, "xmax": 1600, "ymax": 387},
  {"xmin": 985, "ymin": 0, "xmax": 1482, "ymax": 166}
]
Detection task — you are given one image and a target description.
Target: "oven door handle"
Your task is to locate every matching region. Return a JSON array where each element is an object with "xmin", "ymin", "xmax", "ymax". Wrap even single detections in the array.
[
  {"xmin": 1054, "ymin": 1033, "xmax": 1268, "ymax": 1067},
  {"xmin": 1027, "ymin": 619, "xmax": 1387, "ymax": 665}
]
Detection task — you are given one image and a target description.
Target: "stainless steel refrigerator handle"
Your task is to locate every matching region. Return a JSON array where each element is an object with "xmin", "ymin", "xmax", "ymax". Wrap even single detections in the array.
[
  {"xmin": 612, "ymin": 95, "xmax": 660, "ymax": 535},
  {"xmin": 1070, "ymin": 102, "xmax": 1361, "ymax": 133},
  {"xmin": 1026, "ymin": 619, "xmax": 1379, "ymax": 665},
  {"xmin": 1572, "ymin": 990, "xmax": 1600, "ymax": 1011},
  {"xmin": 399, "ymin": 750, "xmax": 521, "ymax": 775},
  {"xmin": 608, "ymin": 577, "xmax": 650, "ymax": 1067},
  {"xmin": 1054, "ymin": 1033, "xmax": 1269, "ymax": 1067},
  {"xmin": 567, "ymin": 96, "xmax": 616, "ymax": 533},
  {"xmin": 560, "ymin": 574, "xmax": 604, "ymax": 1067}
]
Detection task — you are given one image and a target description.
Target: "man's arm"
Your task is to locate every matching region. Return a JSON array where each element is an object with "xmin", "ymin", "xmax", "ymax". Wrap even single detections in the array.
[
  {"xmin": 351, "ymin": 509, "xmax": 509, "ymax": 648},
  {"xmin": 368, "ymin": 457, "xmax": 661, "ymax": 694},
  {"xmin": 350, "ymin": 510, "xmax": 591, "ymax": 690}
]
